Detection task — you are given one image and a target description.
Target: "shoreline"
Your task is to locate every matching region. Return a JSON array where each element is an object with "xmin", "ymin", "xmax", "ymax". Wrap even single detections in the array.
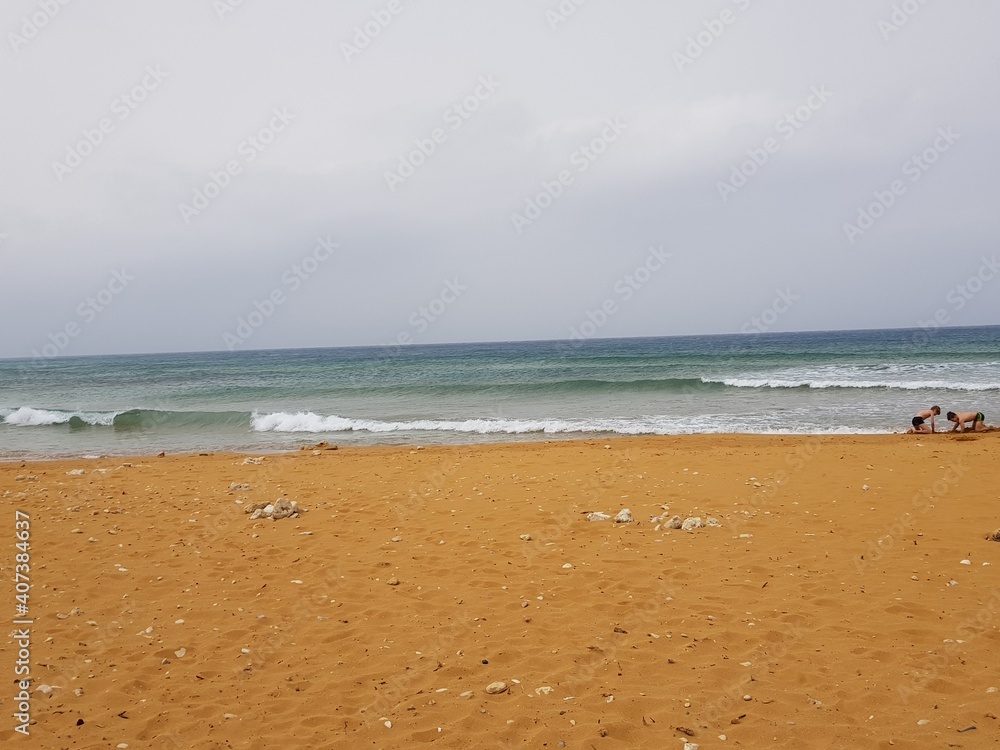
[
  {"xmin": 3, "ymin": 433, "xmax": 999, "ymax": 748},
  {"xmin": 2, "ymin": 428, "xmax": 996, "ymax": 465}
]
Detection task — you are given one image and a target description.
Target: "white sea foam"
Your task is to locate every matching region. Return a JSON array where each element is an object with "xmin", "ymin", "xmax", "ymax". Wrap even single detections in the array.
[
  {"xmin": 705, "ymin": 377, "xmax": 999, "ymax": 392},
  {"xmin": 2, "ymin": 406, "xmax": 117, "ymax": 427},
  {"xmin": 249, "ymin": 411, "xmax": 885, "ymax": 436}
]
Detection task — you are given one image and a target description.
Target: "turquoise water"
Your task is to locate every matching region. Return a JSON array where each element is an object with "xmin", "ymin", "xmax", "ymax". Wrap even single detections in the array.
[{"xmin": 1, "ymin": 326, "xmax": 998, "ymax": 459}]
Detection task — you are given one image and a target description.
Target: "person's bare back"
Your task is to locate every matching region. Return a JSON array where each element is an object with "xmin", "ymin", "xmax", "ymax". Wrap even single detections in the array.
[
  {"xmin": 946, "ymin": 410, "xmax": 993, "ymax": 433},
  {"xmin": 908, "ymin": 405, "xmax": 940, "ymax": 433}
]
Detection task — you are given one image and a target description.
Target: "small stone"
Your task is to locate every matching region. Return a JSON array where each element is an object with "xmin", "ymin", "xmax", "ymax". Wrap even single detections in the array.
[
  {"xmin": 666, "ymin": 515, "xmax": 683, "ymax": 529},
  {"xmin": 223, "ymin": 713, "xmax": 238, "ymax": 719},
  {"xmin": 387, "ymin": 577, "xmax": 400, "ymax": 586},
  {"xmin": 117, "ymin": 745, "xmax": 129, "ymax": 749},
  {"xmin": 960, "ymin": 559, "xmax": 972, "ymax": 565},
  {"xmin": 270, "ymin": 497, "xmax": 299, "ymax": 520},
  {"xmin": 486, "ymin": 681, "xmax": 509, "ymax": 694},
  {"xmin": 587, "ymin": 512, "xmax": 611, "ymax": 522},
  {"xmin": 743, "ymin": 694, "xmax": 752, "ymax": 701},
  {"xmin": 705, "ymin": 517, "xmax": 721, "ymax": 527},
  {"xmin": 562, "ymin": 563, "xmax": 573, "ymax": 569},
  {"xmin": 73, "ymin": 688, "xmax": 84, "ymax": 697},
  {"xmin": 535, "ymin": 686, "xmax": 554, "ymax": 696},
  {"xmin": 391, "ymin": 536, "xmax": 403, "ymax": 542},
  {"xmin": 681, "ymin": 517, "xmax": 704, "ymax": 531},
  {"xmin": 519, "ymin": 534, "xmax": 532, "ymax": 541},
  {"xmin": 460, "ymin": 691, "xmax": 474, "ymax": 699},
  {"xmin": 862, "ymin": 485, "xmax": 870, "ymax": 491},
  {"xmin": 35, "ymin": 684, "xmax": 57, "ymax": 696},
  {"xmin": 987, "ymin": 687, "xmax": 998, "ymax": 693},
  {"xmin": 917, "ymin": 719, "xmax": 930, "ymax": 725},
  {"xmin": 614, "ymin": 508, "xmax": 633, "ymax": 523},
  {"xmin": 70, "ymin": 529, "xmax": 82, "ymax": 534},
  {"xmin": 175, "ymin": 648, "xmax": 186, "ymax": 658}
]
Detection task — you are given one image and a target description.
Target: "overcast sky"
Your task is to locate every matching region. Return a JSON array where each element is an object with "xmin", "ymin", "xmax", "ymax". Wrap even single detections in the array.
[{"xmin": 2, "ymin": 0, "xmax": 998, "ymax": 357}]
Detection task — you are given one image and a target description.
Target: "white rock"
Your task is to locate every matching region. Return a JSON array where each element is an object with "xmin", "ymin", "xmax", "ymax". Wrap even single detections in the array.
[
  {"xmin": 270, "ymin": 498, "xmax": 296, "ymax": 520},
  {"xmin": 960, "ymin": 559, "xmax": 972, "ymax": 565},
  {"xmin": 562, "ymin": 563, "xmax": 573, "ymax": 569},
  {"xmin": 534, "ymin": 686, "xmax": 554, "ymax": 696},
  {"xmin": 684, "ymin": 743, "xmax": 699, "ymax": 750},
  {"xmin": 519, "ymin": 534, "xmax": 532, "ymax": 541},
  {"xmin": 175, "ymin": 648, "xmax": 186, "ymax": 658},
  {"xmin": 35, "ymin": 684, "xmax": 58, "ymax": 695},
  {"xmin": 862, "ymin": 485, "xmax": 870, "ymax": 491},
  {"xmin": 917, "ymin": 719, "xmax": 930, "ymax": 725},
  {"xmin": 587, "ymin": 512, "xmax": 611, "ymax": 522},
  {"xmin": 666, "ymin": 515, "xmax": 683, "ymax": 529},
  {"xmin": 705, "ymin": 517, "xmax": 721, "ymax": 527},
  {"xmin": 486, "ymin": 681, "xmax": 509, "ymax": 694},
  {"xmin": 67, "ymin": 469, "xmax": 85, "ymax": 475},
  {"xmin": 614, "ymin": 508, "xmax": 633, "ymax": 523},
  {"xmin": 249, "ymin": 509, "xmax": 264, "ymax": 521},
  {"xmin": 681, "ymin": 517, "xmax": 703, "ymax": 531}
]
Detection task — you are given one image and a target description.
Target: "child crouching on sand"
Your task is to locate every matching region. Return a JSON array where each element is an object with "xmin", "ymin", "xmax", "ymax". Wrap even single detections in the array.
[
  {"xmin": 907, "ymin": 406, "xmax": 940, "ymax": 434},
  {"xmin": 946, "ymin": 410, "xmax": 996, "ymax": 433}
]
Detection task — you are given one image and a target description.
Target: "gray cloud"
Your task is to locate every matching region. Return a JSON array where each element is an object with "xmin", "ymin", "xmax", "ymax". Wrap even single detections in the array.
[{"xmin": 2, "ymin": 0, "xmax": 998, "ymax": 357}]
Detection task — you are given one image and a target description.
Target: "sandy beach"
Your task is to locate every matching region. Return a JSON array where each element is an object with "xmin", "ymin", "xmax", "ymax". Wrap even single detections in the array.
[{"xmin": 2, "ymin": 434, "xmax": 999, "ymax": 749}]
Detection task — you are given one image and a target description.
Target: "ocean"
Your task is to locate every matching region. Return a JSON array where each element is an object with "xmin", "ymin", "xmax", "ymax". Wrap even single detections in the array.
[{"xmin": 1, "ymin": 326, "xmax": 997, "ymax": 459}]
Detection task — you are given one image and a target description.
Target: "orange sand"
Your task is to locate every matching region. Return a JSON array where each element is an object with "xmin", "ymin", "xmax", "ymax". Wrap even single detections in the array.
[{"xmin": 1, "ymin": 434, "xmax": 999, "ymax": 749}]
